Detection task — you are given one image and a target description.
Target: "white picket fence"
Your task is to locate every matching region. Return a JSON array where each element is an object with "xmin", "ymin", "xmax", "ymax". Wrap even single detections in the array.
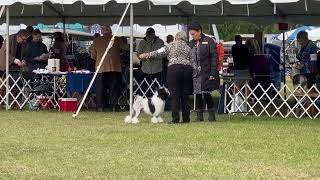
[
  {"xmin": 2, "ymin": 73, "xmax": 319, "ymax": 119},
  {"xmin": 0, "ymin": 73, "xmax": 66, "ymax": 110},
  {"xmin": 0, "ymin": 73, "xmax": 162, "ymax": 110},
  {"xmin": 117, "ymin": 78, "xmax": 162, "ymax": 109},
  {"xmin": 225, "ymin": 83, "xmax": 320, "ymax": 119}
]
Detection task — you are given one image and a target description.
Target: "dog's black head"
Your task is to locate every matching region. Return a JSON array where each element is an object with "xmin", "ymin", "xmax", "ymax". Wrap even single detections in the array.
[{"xmin": 156, "ymin": 87, "xmax": 170, "ymax": 101}]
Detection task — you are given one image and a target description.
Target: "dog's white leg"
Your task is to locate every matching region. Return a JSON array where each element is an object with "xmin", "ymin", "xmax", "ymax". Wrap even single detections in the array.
[
  {"xmin": 124, "ymin": 110, "xmax": 135, "ymax": 123},
  {"xmin": 157, "ymin": 116, "xmax": 164, "ymax": 123},
  {"xmin": 151, "ymin": 116, "xmax": 158, "ymax": 123},
  {"xmin": 132, "ymin": 110, "xmax": 140, "ymax": 124},
  {"xmin": 124, "ymin": 115, "xmax": 132, "ymax": 123}
]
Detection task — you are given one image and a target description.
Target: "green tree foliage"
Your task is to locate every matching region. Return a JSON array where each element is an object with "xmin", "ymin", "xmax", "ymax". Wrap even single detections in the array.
[{"xmin": 215, "ymin": 21, "xmax": 281, "ymax": 41}]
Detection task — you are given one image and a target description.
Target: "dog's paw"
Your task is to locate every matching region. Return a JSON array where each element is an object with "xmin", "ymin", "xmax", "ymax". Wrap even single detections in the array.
[
  {"xmin": 151, "ymin": 117, "xmax": 158, "ymax": 123},
  {"xmin": 124, "ymin": 116, "xmax": 132, "ymax": 123},
  {"xmin": 132, "ymin": 117, "xmax": 139, "ymax": 124},
  {"xmin": 157, "ymin": 117, "xmax": 164, "ymax": 123}
]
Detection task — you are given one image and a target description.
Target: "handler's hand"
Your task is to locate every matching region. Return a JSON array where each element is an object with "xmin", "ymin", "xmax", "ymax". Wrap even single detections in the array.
[
  {"xmin": 209, "ymin": 76, "xmax": 215, "ymax": 81},
  {"xmin": 139, "ymin": 53, "xmax": 148, "ymax": 60}
]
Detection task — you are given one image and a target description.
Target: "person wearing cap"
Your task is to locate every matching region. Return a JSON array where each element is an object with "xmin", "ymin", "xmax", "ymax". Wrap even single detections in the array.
[
  {"xmin": 188, "ymin": 22, "xmax": 220, "ymax": 122},
  {"xmin": 137, "ymin": 27, "xmax": 165, "ymax": 97},
  {"xmin": 91, "ymin": 25, "xmax": 129, "ymax": 112}
]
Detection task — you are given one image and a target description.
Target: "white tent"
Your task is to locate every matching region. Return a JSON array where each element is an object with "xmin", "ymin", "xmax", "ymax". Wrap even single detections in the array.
[
  {"xmin": 110, "ymin": 24, "xmax": 187, "ymax": 40},
  {"xmin": 0, "ymin": 23, "xmax": 26, "ymax": 35},
  {"xmin": 0, "ymin": 0, "xmax": 318, "ymax": 115},
  {"xmin": 307, "ymin": 28, "xmax": 320, "ymax": 41},
  {"xmin": 0, "ymin": 0, "xmax": 320, "ymax": 25}
]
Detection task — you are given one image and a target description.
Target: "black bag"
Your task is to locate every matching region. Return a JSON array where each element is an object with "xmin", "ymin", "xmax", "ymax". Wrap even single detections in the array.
[{"xmin": 33, "ymin": 82, "xmax": 52, "ymax": 93}]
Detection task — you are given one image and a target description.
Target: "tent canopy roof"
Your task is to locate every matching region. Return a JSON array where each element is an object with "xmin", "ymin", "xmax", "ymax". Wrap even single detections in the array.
[{"xmin": 1, "ymin": 0, "xmax": 320, "ymax": 25}]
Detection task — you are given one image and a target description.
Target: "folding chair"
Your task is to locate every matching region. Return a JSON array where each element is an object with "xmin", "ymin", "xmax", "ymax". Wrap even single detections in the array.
[{"xmin": 21, "ymin": 72, "xmax": 54, "ymax": 110}]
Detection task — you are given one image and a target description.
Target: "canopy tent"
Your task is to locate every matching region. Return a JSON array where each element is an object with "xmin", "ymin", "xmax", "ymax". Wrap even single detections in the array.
[
  {"xmin": 0, "ymin": 0, "xmax": 320, "ymax": 25},
  {"xmin": 306, "ymin": 28, "xmax": 320, "ymax": 41},
  {"xmin": 40, "ymin": 28, "xmax": 92, "ymax": 36},
  {"xmin": 110, "ymin": 24, "xmax": 188, "ymax": 40},
  {"xmin": 0, "ymin": 23, "xmax": 26, "ymax": 35},
  {"xmin": 1, "ymin": 0, "xmax": 319, "ymax": 115}
]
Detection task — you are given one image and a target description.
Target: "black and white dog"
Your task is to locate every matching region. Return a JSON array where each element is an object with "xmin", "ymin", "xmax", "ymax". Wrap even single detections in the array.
[{"xmin": 125, "ymin": 87, "xmax": 170, "ymax": 124}]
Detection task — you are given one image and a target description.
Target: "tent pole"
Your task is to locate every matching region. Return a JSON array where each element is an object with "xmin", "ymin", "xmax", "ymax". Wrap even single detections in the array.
[
  {"xmin": 282, "ymin": 31, "xmax": 286, "ymax": 99},
  {"xmin": 62, "ymin": 17, "xmax": 66, "ymax": 35},
  {"xmin": 5, "ymin": 6, "xmax": 9, "ymax": 111},
  {"xmin": 72, "ymin": 3, "xmax": 131, "ymax": 118},
  {"xmin": 129, "ymin": 4, "xmax": 134, "ymax": 118}
]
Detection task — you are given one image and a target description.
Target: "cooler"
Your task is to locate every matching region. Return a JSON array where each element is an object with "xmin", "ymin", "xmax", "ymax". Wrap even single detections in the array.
[{"xmin": 58, "ymin": 98, "xmax": 77, "ymax": 112}]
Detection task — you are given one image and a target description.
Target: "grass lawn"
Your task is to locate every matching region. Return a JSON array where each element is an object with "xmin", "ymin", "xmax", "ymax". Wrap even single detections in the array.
[{"xmin": 0, "ymin": 110, "xmax": 319, "ymax": 179}]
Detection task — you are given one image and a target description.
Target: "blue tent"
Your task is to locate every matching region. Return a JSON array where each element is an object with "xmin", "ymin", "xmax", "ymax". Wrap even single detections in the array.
[
  {"xmin": 287, "ymin": 26, "xmax": 313, "ymax": 42},
  {"xmin": 33, "ymin": 23, "xmax": 86, "ymax": 32},
  {"xmin": 272, "ymin": 26, "xmax": 315, "ymax": 42}
]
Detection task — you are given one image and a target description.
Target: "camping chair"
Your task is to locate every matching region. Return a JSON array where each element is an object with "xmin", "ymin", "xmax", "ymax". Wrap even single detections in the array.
[{"xmin": 21, "ymin": 71, "xmax": 54, "ymax": 110}]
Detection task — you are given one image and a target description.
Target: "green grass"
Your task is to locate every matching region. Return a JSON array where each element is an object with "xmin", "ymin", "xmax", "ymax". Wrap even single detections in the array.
[{"xmin": 0, "ymin": 111, "xmax": 320, "ymax": 179}]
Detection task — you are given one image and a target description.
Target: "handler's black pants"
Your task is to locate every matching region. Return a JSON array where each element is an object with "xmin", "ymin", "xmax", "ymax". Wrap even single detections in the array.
[{"xmin": 167, "ymin": 65, "xmax": 193, "ymax": 123}]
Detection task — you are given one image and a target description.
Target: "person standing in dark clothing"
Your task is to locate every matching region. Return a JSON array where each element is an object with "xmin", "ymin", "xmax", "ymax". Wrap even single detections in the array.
[
  {"xmin": 296, "ymin": 31, "xmax": 319, "ymax": 88},
  {"xmin": 137, "ymin": 28, "xmax": 165, "ymax": 97},
  {"xmin": 189, "ymin": 22, "xmax": 220, "ymax": 122},
  {"xmin": 50, "ymin": 32, "xmax": 67, "ymax": 70},
  {"xmin": 26, "ymin": 26, "xmax": 34, "ymax": 43},
  {"xmin": 232, "ymin": 35, "xmax": 251, "ymax": 86},
  {"xmin": 25, "ymin": 29, "xmax": 50, "ymax": 71}
]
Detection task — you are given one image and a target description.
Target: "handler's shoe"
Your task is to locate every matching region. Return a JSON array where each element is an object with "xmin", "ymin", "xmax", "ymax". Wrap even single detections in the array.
[
  {"xmin": 208, "ymin": 108, "xmax": 216, "ymax": 122},
  {"xmin": 196, "ymin": 109, "xmax": 204, "ymax": 121}
]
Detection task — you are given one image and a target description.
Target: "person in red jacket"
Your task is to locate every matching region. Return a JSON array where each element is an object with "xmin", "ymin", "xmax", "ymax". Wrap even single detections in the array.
[
  {"xmin": 210, "ymin": 36, "xmax": 224, "ymax": 72},
  {"xmin": 216, "ymin": 40, "xmax": 224, "ymax": 72}
]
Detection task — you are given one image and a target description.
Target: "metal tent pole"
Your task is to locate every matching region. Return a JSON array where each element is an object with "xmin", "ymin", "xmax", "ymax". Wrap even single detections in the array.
[
  {"xmin": 62, "ymin": 17, "xmax": 66, "ymax": 35},
  {"xmin": 5, "ymin": 6, "xmax": 9, "ymax": 111},
  {"xmin": 282, "ymin": 31, "xmax": 286, "ymax": 99},
  {"xmin": 129, "ymin": 4, "xmax": 134, "ymax": 117}
]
